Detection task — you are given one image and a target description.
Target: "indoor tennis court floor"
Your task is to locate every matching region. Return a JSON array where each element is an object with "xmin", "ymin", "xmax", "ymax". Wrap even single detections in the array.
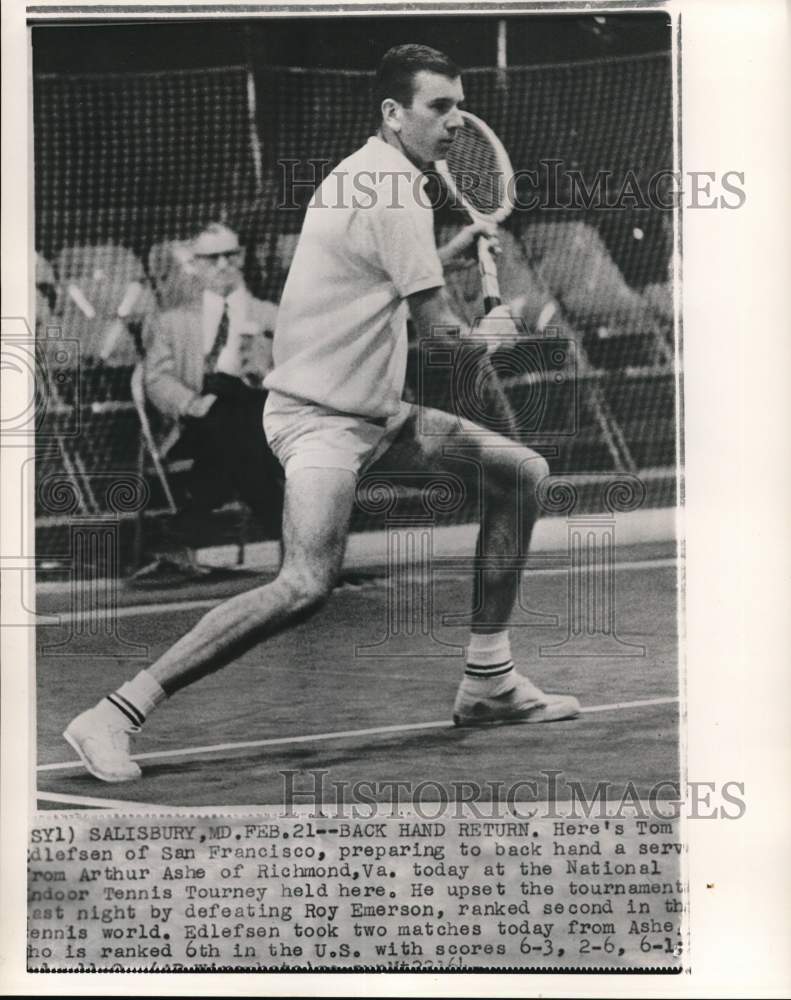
[{"xmin": 35, "ymin": 539, "xmax": 680, "ymax": 810}]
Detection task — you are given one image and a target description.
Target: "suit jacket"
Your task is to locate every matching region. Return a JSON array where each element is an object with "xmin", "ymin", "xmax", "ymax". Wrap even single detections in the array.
[{"xmin": 143, "ymin": 290, "xmax": 277, "ymax": 424}]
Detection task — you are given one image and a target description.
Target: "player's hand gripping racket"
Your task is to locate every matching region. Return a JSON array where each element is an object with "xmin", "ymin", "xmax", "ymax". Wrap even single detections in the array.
[{"xmin": 434, "ymin": 110, "xmax": 515, "ymax": 314}]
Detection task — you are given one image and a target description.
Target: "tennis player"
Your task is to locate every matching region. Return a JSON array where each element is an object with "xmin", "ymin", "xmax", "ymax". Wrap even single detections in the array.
[{"xmin": 65, "ymin": 44, "xmax": 580, "ymax": 782}]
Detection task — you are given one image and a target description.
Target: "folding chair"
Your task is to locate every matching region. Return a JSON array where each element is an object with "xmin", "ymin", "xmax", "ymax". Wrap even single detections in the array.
[
  {"xmin": 54, "ymin": 243, "xmax": 156, "ymax": 366},
  {"xmin": 522, "ymin": 220, "xmax": 673, "ymax": 368}
]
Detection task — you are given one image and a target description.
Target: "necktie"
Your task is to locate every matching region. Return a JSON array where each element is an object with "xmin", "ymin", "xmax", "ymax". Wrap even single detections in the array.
[{"xmin": 204, "ymin": 301, "xmax": 229, "ymax": 374}]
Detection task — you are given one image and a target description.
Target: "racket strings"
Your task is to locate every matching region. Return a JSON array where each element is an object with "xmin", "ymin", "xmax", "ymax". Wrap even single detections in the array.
[{"xmin": 445, "ymin": 121, "xmax": 506, "ymax": 216}]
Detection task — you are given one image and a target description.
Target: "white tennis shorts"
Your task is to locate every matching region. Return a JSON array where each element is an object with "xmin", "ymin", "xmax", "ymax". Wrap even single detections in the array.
[{"xmin": 263, "ymin": 390, "xmax": 413, "ymax": 477}]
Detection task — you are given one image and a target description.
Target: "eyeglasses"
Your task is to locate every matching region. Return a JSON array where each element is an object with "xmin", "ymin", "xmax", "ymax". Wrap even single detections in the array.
[{"xmin": 194, "ymin": 250, "xmax": 242, "ymax": 262}]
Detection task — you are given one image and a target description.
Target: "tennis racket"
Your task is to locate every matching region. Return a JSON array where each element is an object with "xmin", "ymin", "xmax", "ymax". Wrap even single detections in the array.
[{"xmin": 434, "ymin": 110, "xmax": 515, "ymax": 314}]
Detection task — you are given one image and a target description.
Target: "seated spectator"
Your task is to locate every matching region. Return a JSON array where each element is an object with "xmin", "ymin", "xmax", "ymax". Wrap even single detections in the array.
[{"xmin": 136, "ymin": 222, "xmax": 283, "ymax": 581}]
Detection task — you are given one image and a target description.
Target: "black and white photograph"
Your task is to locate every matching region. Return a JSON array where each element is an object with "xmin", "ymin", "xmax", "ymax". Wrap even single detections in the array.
[
  {"xmin": 32, "ymin": 9, "xmax": 681, "ymax": 804},
  {"xmin": 2, "ymin": 0, "xmax": 790, "ymax": 992}
]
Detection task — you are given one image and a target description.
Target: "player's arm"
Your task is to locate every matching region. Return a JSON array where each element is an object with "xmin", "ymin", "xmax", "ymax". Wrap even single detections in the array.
[
  {"xmin": 407, "ymin": 284, "xmax": 470, "ymax": 342},
  {"xmin": 408, "ymin": 283, "xmax": 514, "ymax": 341},
  {"xmin": 407, "ymin": 286, "xmax": 519, "ymax": 438},
  {"xmin": 436, "ymin": 220, "xmax": 500, "ymax": 267}
]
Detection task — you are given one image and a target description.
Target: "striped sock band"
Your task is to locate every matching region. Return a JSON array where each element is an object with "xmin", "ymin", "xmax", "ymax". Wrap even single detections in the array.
[
  {"xmin": 465, "ymin": 631, "xmax": 515, "ymax": 685},
  {"xmin": 106, "ymin": 692, "xmax": 145, "ymax": 728},
  {"xmin": 105, "ymin": 671, "xmax": 167, "ymax": 728},
  {"xmin": 464, "ymin": 658, "xmax": 515, "ymax": 680}
]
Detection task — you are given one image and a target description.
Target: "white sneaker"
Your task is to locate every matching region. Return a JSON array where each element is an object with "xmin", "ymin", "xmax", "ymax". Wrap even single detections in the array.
[
  {"xmin": 453, "ymin": 673, "xmax": 580, "ymax": 727},
  {"xmin": 63, "ymin": 703, "xmax": 142, "ymax": 782}
]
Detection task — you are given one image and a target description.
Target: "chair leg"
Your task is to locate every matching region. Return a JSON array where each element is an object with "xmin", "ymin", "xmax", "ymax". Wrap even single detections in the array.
[
  {"xmin": 236, "ymin": 506, "xmax": 248, "ymax": 566},
  {"xmin": 131, "ymin": 438, "xmax": 147, "ymax": 572}
]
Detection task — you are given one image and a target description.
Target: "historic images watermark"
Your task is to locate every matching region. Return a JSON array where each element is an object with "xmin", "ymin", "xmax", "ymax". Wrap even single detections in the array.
[
  {"xmin": 277, "ymin": 160, "xmax": 746, "ymax": 212},
  {"xmin": 279, "ymin": 770, "xmax": 746, "ymax": 822}
]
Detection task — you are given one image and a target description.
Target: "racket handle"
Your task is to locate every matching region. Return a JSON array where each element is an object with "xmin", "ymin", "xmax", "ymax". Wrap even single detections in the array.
[
  {"xmin": 476, "ymin": 235, "xmax": 502, "ymax": 314},
  {"xmin": 483, "ymin": 294, "xmax": 501, "ymax": 313}
]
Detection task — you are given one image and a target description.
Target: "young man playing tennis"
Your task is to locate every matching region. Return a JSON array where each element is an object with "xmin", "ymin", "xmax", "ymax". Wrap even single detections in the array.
[{"xmin": 65, "ymin": 44, "xmax": 580, "ymax": 782}]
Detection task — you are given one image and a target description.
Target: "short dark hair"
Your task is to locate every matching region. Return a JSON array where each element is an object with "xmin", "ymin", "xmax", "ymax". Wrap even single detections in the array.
[{"xmin": 374, "ymin": 44, "xmax": 460, "ymax": 114}]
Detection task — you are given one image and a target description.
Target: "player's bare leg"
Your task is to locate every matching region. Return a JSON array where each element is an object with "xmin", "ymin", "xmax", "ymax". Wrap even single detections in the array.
[
  {"xmin": 376, "ymin": 405, "xmax": 580, "ymax": 726},
  {"xmin": 376, "ymin": 405, "xmax": 545, "ymax": 627},
  {"xmin": 64, "ymin": 467, "xmax": 358, "ymax": 781},
  {"xmin": 146, "ymin": 467, "xmax": 356, "ymax": 692}
]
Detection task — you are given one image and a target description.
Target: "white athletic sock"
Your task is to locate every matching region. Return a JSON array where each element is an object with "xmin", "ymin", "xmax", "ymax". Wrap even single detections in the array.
[
  {"xmin": 464, "ymin": 631, "xmax": 515, "ymax": 695},
  {"xmin": 105, "ymin": 670, "xmax": 167, "ymax": 728}
]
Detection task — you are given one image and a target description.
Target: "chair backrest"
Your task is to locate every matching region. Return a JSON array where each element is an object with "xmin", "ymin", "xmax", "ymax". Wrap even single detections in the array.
[
  {"xmin": 522, "ymin": 221, "xmax": 651, "ymax": 332},
  {"xmin": 54, "ymin": 244, "xmax": 155, "ymax": 364},
  {"xmin": 56, "ymin": 243, "xmax": 145, "ymax": 298}
]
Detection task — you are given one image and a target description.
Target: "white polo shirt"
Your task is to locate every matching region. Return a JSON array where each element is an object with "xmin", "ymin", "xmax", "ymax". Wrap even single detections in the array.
[{"xmin": 264, "ymin": 136, "xmax": 444, "ymax": 419}]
